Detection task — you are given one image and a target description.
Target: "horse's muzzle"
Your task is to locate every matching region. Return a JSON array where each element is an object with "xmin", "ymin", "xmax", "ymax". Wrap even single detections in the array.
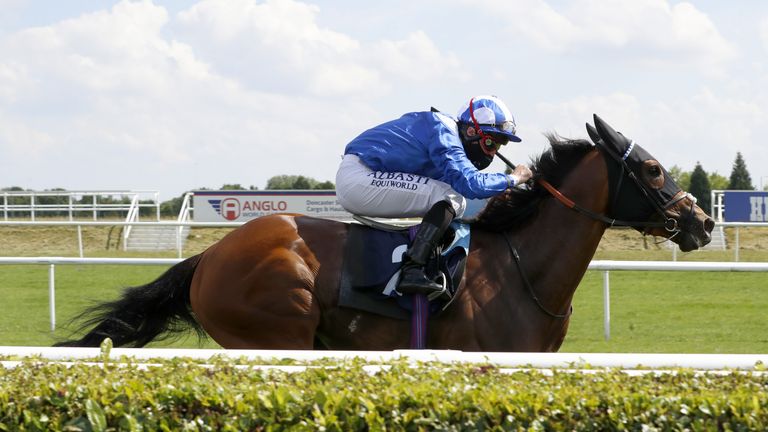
[{"xmin": 676, "ymin": 214, "xmax": 714, "ymax": 252}]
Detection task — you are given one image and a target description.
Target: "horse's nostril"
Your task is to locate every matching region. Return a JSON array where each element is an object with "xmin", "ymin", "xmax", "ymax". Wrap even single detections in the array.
[{"xmin": 704, "ymin": 217, "xmax": 715, "ymax": 233}]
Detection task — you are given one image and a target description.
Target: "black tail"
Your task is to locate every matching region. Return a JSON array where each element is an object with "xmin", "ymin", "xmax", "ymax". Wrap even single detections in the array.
[{"xmin": 54, "ymin": 254, "xmax": 204, "ymax": 347}]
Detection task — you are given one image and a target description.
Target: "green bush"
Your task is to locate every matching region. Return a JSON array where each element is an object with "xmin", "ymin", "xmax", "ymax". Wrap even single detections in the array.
[{"xmin": 1, "ymin": 357, "xmax": 766, "ymax": 431}]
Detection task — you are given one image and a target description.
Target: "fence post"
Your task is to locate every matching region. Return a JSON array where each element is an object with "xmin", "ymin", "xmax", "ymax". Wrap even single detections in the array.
[
  {"xmin": 177, "ymin": 226, "xmax": 183, "ymax": 259},
  {"xmin": 49, "ymin": 264, "xmax": 56, "ymax": 331},
  {"xmin": 603, "ymin": 270, "xmax": 610, "ymax": 341},
  {"xmin": 735, "ymin": 227, "xmax": 740, "ymax": 262},
  {"xmin": 77, "ymin": 225, "xmax": 84, "ymax": 258},
  {"xmin": 155, "ymin": 192, "xmax": 161, "ymax": 221}
]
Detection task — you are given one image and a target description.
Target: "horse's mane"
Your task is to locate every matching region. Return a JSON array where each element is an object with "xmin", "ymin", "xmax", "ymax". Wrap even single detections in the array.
[{"xmin": 470, "ymin": 134, "xmax": 595, "ymax": 232}]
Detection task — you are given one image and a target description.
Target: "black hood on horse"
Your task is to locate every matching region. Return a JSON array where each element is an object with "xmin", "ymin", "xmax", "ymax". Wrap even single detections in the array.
[{"xmin": 588, "ymin": 116, "xmax": 685, "ymax": 230}]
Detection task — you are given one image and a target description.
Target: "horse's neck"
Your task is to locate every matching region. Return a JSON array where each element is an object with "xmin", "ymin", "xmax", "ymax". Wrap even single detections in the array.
[{"xmin": 512, "ymin": 150, "xmax": 610, "ymax": 313}]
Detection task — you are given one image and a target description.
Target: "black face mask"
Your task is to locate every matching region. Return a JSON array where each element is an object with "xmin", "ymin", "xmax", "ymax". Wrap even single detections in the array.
[
  {"xmin": 458, "ymin": 122, "xmax": 494, "ymax": 170},
  {"xmin": 463, "ymin": 141, "xmax": 494, "ymax": 170}
]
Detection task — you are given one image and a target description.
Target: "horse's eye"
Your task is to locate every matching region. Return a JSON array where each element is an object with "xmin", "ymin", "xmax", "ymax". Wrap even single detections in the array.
[{"xmin": 642, "ymin": 162, "xmax": 665, "ymax": 189}]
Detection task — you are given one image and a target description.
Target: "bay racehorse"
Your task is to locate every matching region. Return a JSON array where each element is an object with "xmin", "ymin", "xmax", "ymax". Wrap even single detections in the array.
[{"xmin": 56, "ymin": 115, "xmax": 713, "ymax": 351}]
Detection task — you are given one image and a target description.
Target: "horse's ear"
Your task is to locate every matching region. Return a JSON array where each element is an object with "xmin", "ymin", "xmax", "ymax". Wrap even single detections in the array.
[
  {"xmin": 585, "ymin": 123, "xmax": 601, "ymax": 144},
  {"xmin": 593, "ymin": 114, "xmax": 630, "ymax": 153}
]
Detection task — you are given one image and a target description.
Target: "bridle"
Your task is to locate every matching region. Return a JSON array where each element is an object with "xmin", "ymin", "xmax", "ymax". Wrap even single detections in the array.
[
  {"xmin": 538, "ymin": 178, "xmax": 693, "ymax": 233},
  {"xmin": 496, "ymin": 143, "xmax": 696, "ymax": 320},
  {"xmin": 499, "ymin": 143, "xmax": 695, "ymax": 235},
  {"xmin": 594, "ymin": 138, "xmax": 695, "ymax": 235}
]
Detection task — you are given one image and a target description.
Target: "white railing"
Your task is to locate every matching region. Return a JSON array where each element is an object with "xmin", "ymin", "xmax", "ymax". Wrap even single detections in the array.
[
  {"xmin": 0, "ymin": 257, "xmax": 178, "ymax": 331},
  {"xmin": 1, "ymin": 258, "xmax": 766, "ymax": 337},
  {"xmin": 121, "ymin": 195, "xmax": 141, "ymax": 251},
  {"xmin": 175, "ymin": 193, "xmax": 194, "ymax": 257},
  {"xmin": 1, "ymin": 190, "xmax": 160, "ymax": 221},
  {"xmin": 719, "ymin": 221, "xmax": 768, "ymax": 262},
  {"xmin": 0, "ymin": 347, "xmax": 766, "ymax": 371}
]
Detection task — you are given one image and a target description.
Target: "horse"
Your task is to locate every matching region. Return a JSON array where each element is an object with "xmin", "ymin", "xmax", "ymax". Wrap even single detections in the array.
[{"xmin": 56, "ymin": 115, "xmax": 714, "ymax": 351}]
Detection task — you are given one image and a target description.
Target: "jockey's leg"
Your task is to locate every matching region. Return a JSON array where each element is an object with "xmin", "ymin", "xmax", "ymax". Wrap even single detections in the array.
[{"xmin": 397, "ymin": 200, "xmax": 455, "ymax": 297}]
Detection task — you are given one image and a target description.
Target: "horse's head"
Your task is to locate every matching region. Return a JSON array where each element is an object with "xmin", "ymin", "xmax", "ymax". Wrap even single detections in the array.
[{"xmin": 587, "ymin": 114, "xmax": 714, "ymax": 252}]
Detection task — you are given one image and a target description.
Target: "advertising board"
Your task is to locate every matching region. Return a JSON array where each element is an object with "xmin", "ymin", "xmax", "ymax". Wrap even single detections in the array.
[
  {"xmin": 723, "ymin": 191, "xmax": 768, "ymax": 222},
  {"xmin": 193, "ymin": 190, "xmax": 352, "ymax": 222}
]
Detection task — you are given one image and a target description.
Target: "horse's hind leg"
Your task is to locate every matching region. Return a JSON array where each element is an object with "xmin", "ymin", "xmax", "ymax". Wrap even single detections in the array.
[
  {"xmin": 190, "ymin": 216, "xmax": 322, "ymax": 349},
  {"xmin": 192, "ymin": 262, "xmax": 321, "ymax": 349}
]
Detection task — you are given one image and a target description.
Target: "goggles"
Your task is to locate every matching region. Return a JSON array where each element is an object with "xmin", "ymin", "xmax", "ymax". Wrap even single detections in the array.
[{"xmin": 480, "ymin": 119, "xmax": 517, "ymax": 136}]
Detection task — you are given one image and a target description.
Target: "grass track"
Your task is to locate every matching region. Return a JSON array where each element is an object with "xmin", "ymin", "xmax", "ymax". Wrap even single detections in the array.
[
  {"xmin": 1, "ymin": 225, "xmax": 766, "ymax": 352},
  {"xmin": 1, "ymin": 264, "xmax": 766, "ymax": 352},
  {"xmin": 560, "ymin": 270, "xmax": 768, "ymax": 353},
  {"xmin": 0, "ymin": 265, "xmax": 218, "ymax": 348}
]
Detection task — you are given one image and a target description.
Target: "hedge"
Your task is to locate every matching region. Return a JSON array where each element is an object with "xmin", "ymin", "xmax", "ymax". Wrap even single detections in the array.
[{"xmin": 1, "ymin": 356, "xmax": 766, "ymax": 431}]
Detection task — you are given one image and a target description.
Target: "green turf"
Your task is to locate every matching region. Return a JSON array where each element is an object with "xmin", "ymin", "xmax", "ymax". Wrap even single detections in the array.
[
  {"xmin": 0, "ymin": 265, "xmax": 220, "ymax": 348},
  {"xmin": 1, "ymin": 262, "xmax": 766, "ymax": 352},
  {"xmin": 560, "ymin": 270, "xmax": 768, "ymax": 353}
]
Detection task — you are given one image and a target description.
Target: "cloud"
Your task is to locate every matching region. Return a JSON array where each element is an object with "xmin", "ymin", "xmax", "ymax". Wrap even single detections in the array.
[
  {"xmin": 2, "ymin": 0, "xmax": 763, "ymax": 199},
  {"xmin": 647, "ymin": 89, "xmax": 765, "ymax": 174},
  {"xmin": 0, "ymin": 0, "xmax": 216, "ymax": 161},
  {"xmin": 174, "ymin": 0, "xmax": 465, "ymax": 97},
  {"xmin": 536, "ymin": 92, "xmax": 642, "ymax": 135},
  {"xmin": 0, "ymin": 0, "xmax": 25, "ymax": 29},
  {"xmin": 760, "ymin": 17, "xmax": 768, "ymax": 53},
  {"xmin": 0, "ymin": 113, "xmax": 55, "ymax": 156},
  {"xmin": 372, "ymin": 31, "xmax": 465, "ymax": 82},
  {"xmin": 0, "ymin": 0, "xmax": 398, "ymax": 195},
  {"xmin": 531, "ymin": 88, "xmax": 767, "ymax": 178},
  {"xmin": 471, "ymin": 0, "xmax": 736, "ymax": 71},
  {"xmin": 175, "ymin": 0, "xmax": 379, "ymax": 96}
]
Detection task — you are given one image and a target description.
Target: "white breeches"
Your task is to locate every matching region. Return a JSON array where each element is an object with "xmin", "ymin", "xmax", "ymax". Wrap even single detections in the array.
[{"xmin": 335, "ymin": 154, "xmax": 466, "ymax": 218}]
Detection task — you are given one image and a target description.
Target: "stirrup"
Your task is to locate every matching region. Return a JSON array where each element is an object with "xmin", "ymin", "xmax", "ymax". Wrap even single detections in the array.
[
  {"xmin": 397, "ymin": 270, "xmax": 449, "ymax": 302},
  {"xmin": 426, "ymin": 271, "xmax": 448, "ymax": 302}
]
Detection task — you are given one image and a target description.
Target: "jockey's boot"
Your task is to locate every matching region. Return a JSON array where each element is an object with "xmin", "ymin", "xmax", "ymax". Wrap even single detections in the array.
[{"xmin": 398, "ymin": 201, "xmax": 455, "ymax": 298}]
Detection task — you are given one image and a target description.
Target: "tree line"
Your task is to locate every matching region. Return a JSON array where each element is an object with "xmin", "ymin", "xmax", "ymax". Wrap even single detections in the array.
[
  {"xmin": 2, "ymin": 175, "xmax": 335, "ymax": 218},
  {"xmin": 4, "ymin": 153, "xmax": 758, "ymax": 218},
  {"xmin": 670, "ymin": 152, "xmax": 755, "ymax": 213}
]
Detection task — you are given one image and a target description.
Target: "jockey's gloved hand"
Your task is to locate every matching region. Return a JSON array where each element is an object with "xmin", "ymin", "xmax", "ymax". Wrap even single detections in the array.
[{"xmin": 510, "ymin": 165, "xmax": 533, "ymax": 186}]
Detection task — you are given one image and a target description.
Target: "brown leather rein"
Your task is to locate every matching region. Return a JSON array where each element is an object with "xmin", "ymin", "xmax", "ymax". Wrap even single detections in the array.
[
  {"xmin": 537, "ymin": 178, "xmax": 692, "ymax": 231},
  {"xmin": 497, "ymin": 152, "xmax": 690, "ymax": 232}
]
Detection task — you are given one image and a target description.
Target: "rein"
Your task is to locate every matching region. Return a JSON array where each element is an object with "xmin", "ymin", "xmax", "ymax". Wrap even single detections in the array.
[
  {"xmin": 496, "ymin": 150, "xmax": 690, "ymax": 232},
  {"xmin": 503, "ymin": 231, "xmax": 572, "ymax": 319},
  {"xmin": 494, "ymin": 148, "xmax": 691, "ymax": 320},
  {"xmin": 537, "ymin": 178, "xmax": 691, "ymax": 231}
]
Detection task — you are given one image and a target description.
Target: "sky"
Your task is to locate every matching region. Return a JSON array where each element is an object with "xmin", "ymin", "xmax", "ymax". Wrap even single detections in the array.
[{"xmin": 3, "ymin": 0, "xmax": 768, "ymax": 201}]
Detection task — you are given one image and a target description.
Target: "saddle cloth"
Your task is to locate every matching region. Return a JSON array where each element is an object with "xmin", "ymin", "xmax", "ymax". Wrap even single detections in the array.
[{"xmin": 338, "ymin": 220, "xmax": 469, "ymax": 320}]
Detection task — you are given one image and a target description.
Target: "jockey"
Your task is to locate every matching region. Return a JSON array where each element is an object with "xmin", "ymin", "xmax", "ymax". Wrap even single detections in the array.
[{"xmin": 336, "ymin": 95, "xmax": 533, "ymax": 297}]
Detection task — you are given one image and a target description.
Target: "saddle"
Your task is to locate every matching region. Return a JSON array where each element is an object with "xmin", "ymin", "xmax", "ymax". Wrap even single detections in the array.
[{"xmin": 338, "ymin": 216, "xmax": 469, "ymax": 320}]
